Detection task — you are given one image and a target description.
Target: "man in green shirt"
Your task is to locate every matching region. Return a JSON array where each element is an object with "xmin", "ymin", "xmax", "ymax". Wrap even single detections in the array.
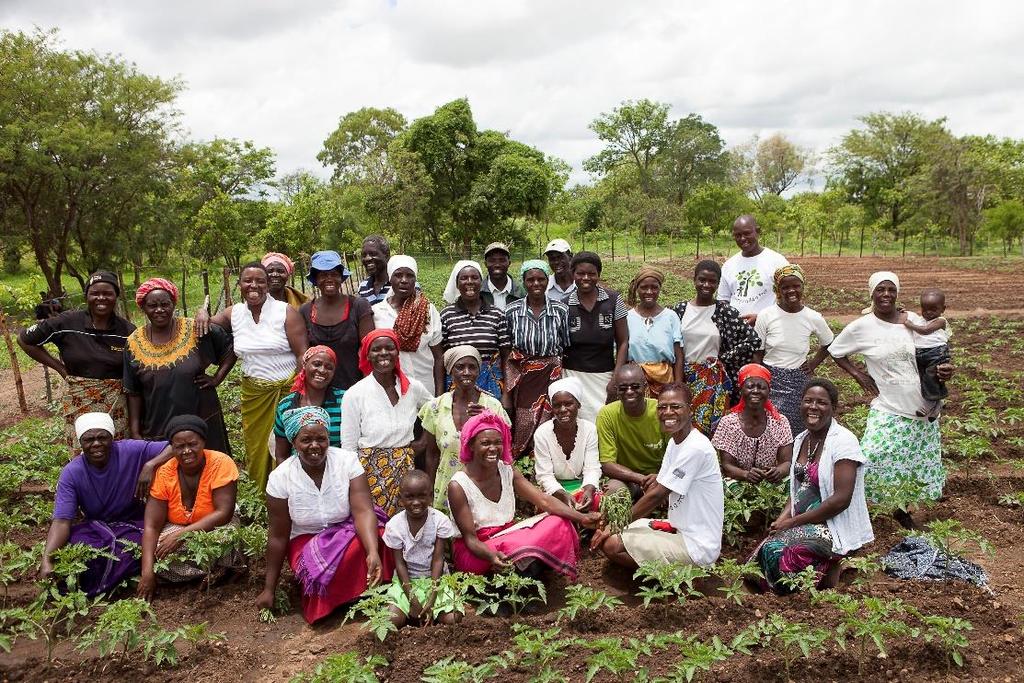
[{"xmin": 598, "ymin": 364, "xmax": 668, "ymax": 500}]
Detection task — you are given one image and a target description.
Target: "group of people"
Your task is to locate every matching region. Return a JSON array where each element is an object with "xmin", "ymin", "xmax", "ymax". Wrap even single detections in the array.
[{"xmin": 31, "ymin": 214, "xmax": 954, "ymax": 624}]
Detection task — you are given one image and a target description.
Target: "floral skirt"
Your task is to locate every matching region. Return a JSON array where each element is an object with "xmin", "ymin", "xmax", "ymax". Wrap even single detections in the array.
[
  {"xmin": 358, "ymin": 446, "xmax": 415, "ymax": 517},
  {"xmin": 506, "ymin": 353, "xmax": 561, "ymax": 457},
  {"xmin": 61, "ymin": 376, "xmax": 127, "ymax": 452},
  {"xmin": 861, "ymin": 408, "xmax": 945, "ymax": 502},
  {"xmin": 684, "ymin": 359, "xmax": 731, "ymax": 437},
  {"xmin": 754, "ymin": 522, "xmax": 836, "ymax": 594}
]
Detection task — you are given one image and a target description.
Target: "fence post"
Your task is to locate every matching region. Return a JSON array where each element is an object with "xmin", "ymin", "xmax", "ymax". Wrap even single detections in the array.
[
  {"xmin": 201, "ymin": 270, "xmax": 210, "ymax": 314},
  {"xmin": 0, "ymin": 309, "xmax": 27, "ymax": 413},
  {"xmin": 222, "ymin": 267, "xmax": 233, "ymax": 307},
  {"xmin": 180, "ymin": 264, "xmax": 188, "ymax": 317}
]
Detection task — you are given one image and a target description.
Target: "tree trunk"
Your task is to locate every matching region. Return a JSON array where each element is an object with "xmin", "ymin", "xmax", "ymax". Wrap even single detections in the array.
[
  {"xmin": 0, "ymin": 310, "xmax": 28, "ymax": 413},
  {"xmin": 858, "ymin": 225, "xmax": 866, "ymax": 257}
]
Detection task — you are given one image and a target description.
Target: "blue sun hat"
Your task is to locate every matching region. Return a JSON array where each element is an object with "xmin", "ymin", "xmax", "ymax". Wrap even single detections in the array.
[{"xmin": 306, "ymin": 250, "xmax": 351, "ymax": 285}]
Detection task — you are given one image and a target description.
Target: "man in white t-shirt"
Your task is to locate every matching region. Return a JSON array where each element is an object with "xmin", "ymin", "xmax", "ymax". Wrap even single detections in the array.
[
  {"xmin": 718, "ymin": 215, "xmax": 789, "ymax": 325},
  {"xmin": 591, "ymin": 385, "xmax": 724, "ymax": 568}
]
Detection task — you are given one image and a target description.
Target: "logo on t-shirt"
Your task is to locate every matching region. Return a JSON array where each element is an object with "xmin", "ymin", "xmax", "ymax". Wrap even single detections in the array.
[
  {"xmin": 735, "ymin": 268, "xmax": 763, "ymax": 298},
  {"xmin": 671, "ymin": 465, "xmax": 688, "ymax": 480}
]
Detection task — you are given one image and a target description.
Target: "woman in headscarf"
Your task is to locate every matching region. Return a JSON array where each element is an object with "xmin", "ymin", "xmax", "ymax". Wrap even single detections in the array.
[
  {"xmin": 532, "ymin": 377, "xmax": 601, "ymax": 512},
  {"xmin": 562, "ymin": 252, "xmax": 629, "ymax": 423},
  {"xmin": 447, "ymin": 411, "xmax": 600, "ymax": 580},
  {"xmin": 41, "ymin": 413, "xmax": 172, "ymax": 595},
  {"xmin": 502, "ymin": 260, "xmax": 571, "ymax": 457},
  {"xmin": 752, "ymin": 264, "xmax": 834, "ymax": 433},
  {"xmin": 257, "ymin": 406, "xmax": 394, "ymax": 624},
  {"xmin": 672, "ymin": 260, "xmax": 761, "ymax": 436},
  {"xmin": 262, "ymin": 252, "xmax": 310, "ymax": 308},
  {"xmin": 439, "ymin": 259, "xmax": 510, "ymax": 399},
  {"xmin": 196, "ymin": 262, "xmax": 307, "ymax": 491},
  {"xmin": 299, "ymin": 250, "xmax": 374, "ymax": 391},
  {"xmin": 625, "ymin": 265, "xmax": 684, "ymax": 396},
  {"xmin": 711, "ymin": 364, "xmax": 793, "ymax": 484},
  {"xmin": 137, "ymin": 415, "xmax": 240, "ymax": 599},
  {"xmin": 19, "ymin": 271, "xmax": 136, "ymax": 451},
  {"xmin": 829, "ymin": 272, "xmax": 953, "ymax": 519},
  {"xmin": 124, "ymin": 278, "xmax": 235, "ymax": 453},
  {"xmin": 752, "ymin": 379, "xmax": 873, "ymax": 594},
  {"xmin": 273, "ymin": 345, "xmax": 345, "ymax": 463},
  {"xmin": 371, "ymin": 255, "xmax": 443, "ymax": 395},
  {"xmin": 420, "ymin": 345, "xmax": 510, "ymax": 509},
  {"xmin": 340, "ymin": 329, "xmax": 433, "ymax": 516}
]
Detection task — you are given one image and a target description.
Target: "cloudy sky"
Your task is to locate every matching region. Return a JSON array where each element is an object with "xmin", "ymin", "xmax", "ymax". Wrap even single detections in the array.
[{"xmin": 4, "ymin": 1, "xmax": 1023, "ymax": 186}]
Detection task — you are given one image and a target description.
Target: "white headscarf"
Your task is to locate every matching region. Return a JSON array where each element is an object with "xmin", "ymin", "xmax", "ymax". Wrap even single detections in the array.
[
  {"xmin": 547, "ymin": 377, "xmax": 584, "ymax": 405},
  {"xmin": 868, "ymin": 271, "xmax": 900, "ymax": 295},
  {"xmin": 443, "ymin": 260, "xmax": 484, "ymax": 304},
  {"xmin": 74, "ymin": 412, "xmax": 115, "ymax": 440},
  {"xmin": 386, "ymin": 255, "xmax": 418, "ymax": 279},
  {"xmin": 862, "ymin": 271, "xmax": 901, "ymax": 314},
  {"xmin": 442, "ymin": 344, "xmax": 482, "ymax": 374}
]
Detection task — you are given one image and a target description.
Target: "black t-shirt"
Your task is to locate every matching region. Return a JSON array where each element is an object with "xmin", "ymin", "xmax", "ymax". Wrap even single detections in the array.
[
  {"xmin": 564, "ymin": 289, "xmax": 626, "ymax": 373},
  {"xmin": 300, "ymin": 296, "xmax": 373, "ymax": 390},
  {"xmin": 22, "ymin": 310, "xmax": 135, "ymax": 379}
]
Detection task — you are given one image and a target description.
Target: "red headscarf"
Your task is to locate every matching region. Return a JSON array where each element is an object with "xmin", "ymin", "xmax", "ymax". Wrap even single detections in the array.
[
  {"xmin": 290, "ymin": 345, "xmax": 338, "ymax": 395},
  {"xmin": 135, "ymin": 278, "xmax": 179, "ymax": 307},
  {"xmin": 730, "ymin": 363, "xmax": 782, "ymax": 420},
  {"xmin": 358, "ymin": 328, "xmax": 410, "ymax": 395},
  {"xmin": 459, "ymin": 410, "xmax": 513, "ymax": 465}
]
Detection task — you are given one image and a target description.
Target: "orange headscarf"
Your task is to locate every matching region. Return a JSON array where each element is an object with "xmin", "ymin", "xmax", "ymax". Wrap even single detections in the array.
[
  {"xmin": 358, "ymin": 328, "xmax": 410, "ymax": 395},
  {"xmin": 730, "ymin": 363, "xmax": 781, "ymax": 420}
]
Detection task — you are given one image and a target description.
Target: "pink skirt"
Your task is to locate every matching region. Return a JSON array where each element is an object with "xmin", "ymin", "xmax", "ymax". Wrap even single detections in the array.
[
  {"xmin": 287, "ymin": 528, "xmax": 395, "ymax": 624},
  {"xmin": 453, "ymin": 515, "xmax": 580, "ymax": 581}
]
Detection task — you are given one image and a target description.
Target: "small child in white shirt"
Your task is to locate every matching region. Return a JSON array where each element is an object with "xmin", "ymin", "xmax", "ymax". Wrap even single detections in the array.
[
  {"xmin": 382, "ymin": 470, "xmax": 460, "ymax": 626},
  {"xmin": 902, "ymin": 287, "xmax": 951, "ymax": 420}
]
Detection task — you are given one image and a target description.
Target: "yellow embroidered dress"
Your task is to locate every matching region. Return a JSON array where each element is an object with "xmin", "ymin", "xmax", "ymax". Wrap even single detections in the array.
[{"xmin": 123, "ymin": 319, "xmax": 234, "ymax": 453}]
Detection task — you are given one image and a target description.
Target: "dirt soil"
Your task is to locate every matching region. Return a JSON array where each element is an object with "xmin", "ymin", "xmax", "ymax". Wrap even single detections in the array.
[{"xmin": 2, "ymin": 258, "xmax": 1024, "ymax": 682}]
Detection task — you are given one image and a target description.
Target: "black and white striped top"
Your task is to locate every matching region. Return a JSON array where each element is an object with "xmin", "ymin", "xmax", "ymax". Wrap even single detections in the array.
[
  {"xmin": 439, "ymin": 300, "xmax": 510, "ymax": 357},
  {"xmin": 503, "ymin": 297, "xmax": 571, "ymax": 358}
]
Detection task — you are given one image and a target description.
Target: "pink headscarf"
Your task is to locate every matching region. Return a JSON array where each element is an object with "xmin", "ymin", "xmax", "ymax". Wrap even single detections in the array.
[
  {"xmin": 459, "ymin": 410, "xmax": 513, "ymax": 465},
  {"xmin": 135, "ymin": 278, "xmax": 179, "ymax": 307},
  {"xmin": 290, "ymin": 345, "xmax": 338, "ymax": 395},
  {"xmin": 262, "ymin": 252, "xmax": 295, "ymax": 275}
]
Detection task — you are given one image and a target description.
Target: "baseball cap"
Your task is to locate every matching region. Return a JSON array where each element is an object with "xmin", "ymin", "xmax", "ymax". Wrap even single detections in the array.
[
  {"xmin": 543, "ymin": 238, "xmax": 571, "ymax": 255},
  {"xmin": 484, "ymin": 242, "xmax": 511, "ymax": 257}
]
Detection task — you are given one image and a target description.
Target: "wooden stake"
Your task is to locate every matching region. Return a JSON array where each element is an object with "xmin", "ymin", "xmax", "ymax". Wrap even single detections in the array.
[{"xmin": 0, "ymin": 310, "xmax": 28, "ymax": 413}]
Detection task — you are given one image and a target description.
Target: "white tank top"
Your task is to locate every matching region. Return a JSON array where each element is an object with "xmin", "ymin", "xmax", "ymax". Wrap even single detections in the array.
[
  {"xmin": 230, "ymin": 297, "xmax": 295, "ymax": 381},
  {"xmin": 450, "ymin": 463, "xmax": 515, "ymax": 529}
]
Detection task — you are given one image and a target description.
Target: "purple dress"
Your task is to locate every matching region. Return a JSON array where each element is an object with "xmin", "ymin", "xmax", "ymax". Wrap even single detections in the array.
[{"xmin": 53, "ymin": 439, "xmax": 167, "ymax": 595}]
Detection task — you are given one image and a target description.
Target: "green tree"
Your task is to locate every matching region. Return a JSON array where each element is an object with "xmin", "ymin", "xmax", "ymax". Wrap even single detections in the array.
[
  {"xmin": 0, "ymin": 29, "xmax": 181, "ymax": 295},
  {"xmin": 384, "ymin": 99, "xmax": 555, "ymax": 253},
  {"xmin": 584, "ymin": 99, "xmax": 670, "ymax": 195},
  {"xmin": 317, "ymin": 107, "xmax": 407, "ymax": 185},
  {"xmin": 260, "ymin": 174, "xmax": 362, "ymax": 257},
  {"xmin": 829, "ymin": 111, "xmax": 946, "ymax": 255},
  {"xmin": 175, "ymin": 138, "xmax": 275, "ymax": 269},
  {"xmin": 683, "ymin": 182, "xmax": 753, "ymax": 256},
  {"xmin": 654, "ymin": 113, "xmax": 729, "ymax": 206},
  {"xmin": 982, "ymin": 199, "xmax": 1024, "ymax": 256},
  {"xmin": 754, "ymin": 133, "xmax": 812, "ymax": 198}
]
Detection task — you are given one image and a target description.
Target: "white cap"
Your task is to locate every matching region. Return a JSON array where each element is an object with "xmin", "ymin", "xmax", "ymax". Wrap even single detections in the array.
[{"xmin": 543, "ymin": 238, "xmax": 571, "ymax": 255}]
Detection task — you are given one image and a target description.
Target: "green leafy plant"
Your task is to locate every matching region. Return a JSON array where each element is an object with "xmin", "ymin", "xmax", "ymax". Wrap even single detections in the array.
[
  {"xmin": 761, "ymin": 614, "xmax": 830, "ymax": 680},
  {"xmin": 997, "ymin": 491, "xmax": 1024, "ymax": 508},
  {"xmin": 598, "ymin": 486, "xmax": 633, "ymax": 535},
  {"xmin": 258, "ymin": 587, "xmax": 291, "ymax": 623},
  {"xmin": 556, "ymin": 584, "xmax": 622, "ymax": 623},
  {"xmin": 421, "ymin": 656, "xmax": 501, "ymax": 683},
  {"xmin": 180, "ymin": 527, "xmax": 239, "ymax": 593},
  {"xmin": 501, "ymin": 623, "xmax": 571, "ymax": 682},
  {"xmin": 234, "ymin": 523, "xmax": 268, "ymax": 559},
  {"xmin": 76, "ymin": 598, "xmax": 225, "ymax": 666},
  {"xmin": 436, "ymin": 571, "xmax": 488, "ymax": 619},
  {"xmin": 920, "ymin": 615, "xmax": 973, "ymax": 669},
  {"xmin": 235, "ymin": 475, "xmax": 269, "ymax": 525},
  {"xmin": 0, "ymin": 541, "xmax": 38, "ymax": 606},
  {"xmin": 919, "ymin": 519, "xmax": 994, "ymax": 560},
  {"xmin": 659, "ymin": 635, "xmax": 733, "ymax": 683},
  {"xmin": 475, "ymin": 570, "xmax": 547, "ymax": 616},
  {"xmin": 117, "ymin": 538, "xmax": 175, "ymax": 576},
  {"xmin": 869, "ymin": 477, "xmax": 933, "ymax": 520},
  {"xmin": 633, "ymin": 562, "xmax": 709, "ymax": 607},
  {"xmin": 290, "ymin": 652, "xmax": 387, "ymax": 683},
  {"xmin": 844, "ymin": 553, "xmax": 882, "ymax": 591},
  {"xmin": 776, "ymin": 565, "xmax": 820, "ymax": 595},
  {"xmin": 711, "ymin": 559, "xmax": 762, "ymax": 605},
  {"xmin": 343, "ymin": 584, "xmax": 398, "ymax": 642},
  {"xmin": 583, "ymin": 636, "xmax": 660, "ymax": 681},
  {"xmin": 834, "ymin": 596, "xmax": 918, "ymax": 675}
]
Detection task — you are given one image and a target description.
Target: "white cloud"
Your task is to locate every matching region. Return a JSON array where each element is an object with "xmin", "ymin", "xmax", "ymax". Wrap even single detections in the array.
[{"xmin": 3, "ymin": 0, "xmax": 1023, "ymax": 186}]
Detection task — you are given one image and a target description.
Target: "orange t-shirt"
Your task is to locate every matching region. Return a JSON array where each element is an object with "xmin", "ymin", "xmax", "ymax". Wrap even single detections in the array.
[{"xmin": 149, "ymin": 449, "xmax": 239, "ymax": 525}]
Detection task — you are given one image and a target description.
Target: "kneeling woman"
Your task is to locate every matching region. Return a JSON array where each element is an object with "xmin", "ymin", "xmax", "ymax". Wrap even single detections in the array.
[
  {"xmin": 447, "ymin": 411, "xmax": 600, "ymax": 581},
  {"xmin": 138, "ymin": 415, "xmax": 239, "ymax": 599},
  {"xmin": 258, "ymin": 407, "xmax": 394, "ymax": 624},
  {"xmin": 753, "ymin": 379, "xmax": 873, "ymax": 593}
]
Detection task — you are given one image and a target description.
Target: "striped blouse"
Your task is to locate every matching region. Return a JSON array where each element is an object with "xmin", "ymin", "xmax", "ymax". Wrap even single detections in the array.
[
  {"xmin": 503, "ymin": 297, "xmax": 571, "ymax": 358},
  {"xmin": 440, "ymin": 300, "xmax": 510, "ymax": 357},
  {"xmin": 272, "ymin": 387, "xmax": 345, "ymax": 447}
]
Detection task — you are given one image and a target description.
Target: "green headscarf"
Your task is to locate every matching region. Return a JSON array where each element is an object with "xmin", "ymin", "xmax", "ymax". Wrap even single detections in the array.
[{"xmin": 519, "ymin": 259, "xmax": 552, "ymax": 280}]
